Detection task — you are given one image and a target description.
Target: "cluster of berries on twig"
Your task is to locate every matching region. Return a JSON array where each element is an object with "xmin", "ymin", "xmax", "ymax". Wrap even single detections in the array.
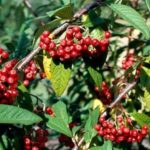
[
  {"xmin": 95, "ymin": 116, "xmax": 148, "ymax": 143},
  {"xmin": 39, "ymin": 26, "xmax": 111, "ymax": 61},
  {"xmin": 95, "ymin": 82, "xmax": 113, "ymax": 105}
]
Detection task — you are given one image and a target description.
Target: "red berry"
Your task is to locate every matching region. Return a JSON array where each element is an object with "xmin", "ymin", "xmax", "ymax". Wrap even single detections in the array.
[
  {"xmin": 23, "ymin": 80, "xmax": 29, "ymax": 86},
  {"xmin": 2, "ymin": 51, "xmax": 9, "ymax": 59},
  {"xmin": 46, "ymin": 107, "xmax": 53, "ymax": 115},
  {"xmin": 94, "ymin": 124, "xmax": 101, "ymax": 131},
  {"xmin": 105, "ymin": 31, "xmax": 111, "ymax": 39},
  {"xmin": 32, "ymin": 146, "xmax": 39, "ymax": 150},
  {"xmin": 24, "ymin": 137, "xmax": 31, "ymax": 146},
  {"xmin": 73, "ymin": 26, "xmax": 80, "ymax": 33}
]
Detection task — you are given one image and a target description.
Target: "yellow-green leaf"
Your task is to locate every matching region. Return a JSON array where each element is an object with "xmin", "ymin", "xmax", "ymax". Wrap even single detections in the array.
[{"xmin": 144, "ymin": 90, "xmax": 150, "ymax": 110}]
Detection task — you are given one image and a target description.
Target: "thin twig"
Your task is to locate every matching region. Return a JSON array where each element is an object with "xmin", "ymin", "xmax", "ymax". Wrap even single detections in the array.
[
  {"xmin": 17, "ymin": 47, "xmax": 41, "ymax": 71},
  {"xmin": 101, "ymin": 80, "xmax": 137, "ymax": 117},
  {"xmin": 74, "ymin": 0, "xmax": 101, "ymax": 18},
  {"xmin": 23, "ymin": 0, "xmax": 45, "ymax": 25}
]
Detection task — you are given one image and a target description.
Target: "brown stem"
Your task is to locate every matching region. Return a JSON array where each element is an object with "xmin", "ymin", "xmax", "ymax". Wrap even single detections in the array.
[
  {"xmin": 23, "ymin": 0, "xmax": 38, "ymax": 17},
  {"xmin": 16, "ymin": 47, "xmax": 41, "ymax": 71},
  {"xmin": 74, "ymin": 0, "xmax": 101, "ymax": 18},
  {"xmin": 51, "ymin": 22, "xmax": 70, "ymax": 38},
  {"xmin": 101, "ymin": 80, "xmax": 137, "ymax": 117}
]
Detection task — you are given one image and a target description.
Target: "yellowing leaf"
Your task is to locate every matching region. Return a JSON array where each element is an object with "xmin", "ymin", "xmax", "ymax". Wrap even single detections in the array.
[
  {"xmin": 93, "ymin": 99, "xmax": 105, "ymax": 113},
  {"xmin": 43, "ymin": 54, "xmax": 52, "ymax": 80}
]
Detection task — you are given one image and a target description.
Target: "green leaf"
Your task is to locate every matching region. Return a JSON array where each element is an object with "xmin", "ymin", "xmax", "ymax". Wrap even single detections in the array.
[
  {"xmin": 0, "ymin": 105, "xmax": 42, "ymax": 125},
  {"xmin": 88, "ymin": 67, "xmax": 102, "ymax": 89},
  {"xmin": 50, "ymin": 60, "xmax": 71, "ymax": 96},
  {"xmin": 47, "ymin": 4, "xmax": 73, "ymax": 19},
  {"xmin": 84, "ymin": 128, "xmax": 97, "ymax": 143},
  {"xmin": 143, "ymin": 45, "xmax": 150, "ymax": 56},
  {"xmin": 0, "ymin": 135, "xmax": 9, "ymax": 150},
  {"xmin": 90, "ymin": 140, "xmax": 112, "ymax": 150},
  {"xmin": 34, "ymin": 18, "xmax": 62, "ymax": 44},
  {"xmin": 90, "ymin": 147, "xmax": 102, "ymax": 150},
  {"xmin": 90, "ymin": 28, "xmax": 104, "ymax": 39},
  {"xmin": 145, "ymin": 0, "xmax": 150, "ymax": 12},
  {"xmin": 72, "ymin": 125, "xmax": 81, "ymax": 136},
  {"xmin": 103, "ymin": 141, "xmax": 112, "ymax": 150},
  {"xmin": 61, "ymin": 0, "xmax": 70, "ymax": 4},
  {"xmin": 46, "ymin": 101, "xmax": 72, "ymax": 137},
  {"xmin": 84, "ymin": 107, "xmax": 99, "ymax": 143},
  {"xmin": 140, "ymin": 67, "xmax": 150, "ymax": 90},
  {"xmin": 130, "ymin": 112, "xmax": 150, "ymax": 127},
  {"xmin": 82, "ymin": 10, "xmax": 105, "ymax": 28},
  {"xmin": 110, "ymin": 4, "xmax": 150, "ymax": 39},
  {"xmin": 143, "ymin": 90, "xmax": 150, "ymax": 110}
]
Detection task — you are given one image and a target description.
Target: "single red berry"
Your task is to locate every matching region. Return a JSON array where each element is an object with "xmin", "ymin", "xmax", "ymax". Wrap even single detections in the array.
[
  {"xmin": 99, "ymin": 117, "xmax": 105, "ymax": 123},
  {"xmin": 31, "ymin": 146, "xmax": 39, "ymax": 150},
  {"xmin": 105, "ymin": 31, "xmax": 111, "ymax": 39},
  {"xmin": 23, "ymin": 80, "xmax": 29, "ymax": 86},
  {"xmin": 42, "ymin": 31, "xmax": 50, "ymax": 37},
  {"xmin": 75, "ymin": 32, "xmax": 82, "ymax": 40},
  {"xmin": 46, "ymin": 107, "xmax": 53, "ymax": 115},
  {"xmin": 2, "ymin": 51, "xmax": 9, "ymax": 59},
  {"xmin": 24, "ymin": 137, "xmax": 31, "ymax": 146},
  {"xmin": 94, "ymin": 124, "xmax": 101, "ymax": 131},
  {"xmin": 73, "ymin": 26, "xmax": 80, "ymax": 33}
]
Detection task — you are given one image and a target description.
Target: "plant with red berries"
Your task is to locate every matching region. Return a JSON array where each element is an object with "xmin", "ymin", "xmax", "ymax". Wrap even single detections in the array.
[{"xmin": 0, "ymin": 1, "xmax": 150, "ymax": 150}]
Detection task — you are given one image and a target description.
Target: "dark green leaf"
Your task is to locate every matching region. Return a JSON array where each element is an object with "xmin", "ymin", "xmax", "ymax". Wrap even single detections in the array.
[
  {"xmin": 46, "ymin": 101, "xmax": 72, "ymax": 137},
  {"xmin": 50, "ymin": 60, "xmax": 71, "ymax": 96},
  {"xmin": 82, "ymin": 10, "xmax": 105, "ymax": 27},
  {"xmin": 88, "ymin": 67, "xmax": 102, "ymax": 89},
  {"xmin": 140, "ymin": 67, "xmax": 150, "ymax": 90},
  {"xmin": 145, "ymin": 0, "xmax": 150, "ymax": 12},
  {"xmin": 110, "ymin": 4, "xmax": 150, "ymax": 39},
  {"xmin": 47, "ymin": 4, "xmax": 73, "ymax": 19},
  {"xmin": 0, "ymin": 135, "xmax": 9, "ymax": 150},
  {"xmin": 84, "ymin": 107, "xmax": 99, "ymax": 143},
  {"xmin": 0, "ymin": 105, "xmax": 42, "ymax": 125},
  {"xmin": 34, "ymin": 18, "xmax": 62, "ymax": 44}
]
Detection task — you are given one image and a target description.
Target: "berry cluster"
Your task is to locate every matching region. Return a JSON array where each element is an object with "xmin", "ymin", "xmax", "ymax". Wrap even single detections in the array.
[
  {"xmin": 95, "ymin": 117, "xmax": 148, "ymax": 143},
  {"xmin": 39, "ymin": 26, "xmax": 111, "ymax": 61},
  {"xmin": 0, "ymin": 48, "xmax": 9, "ymax": 64},
  {"xmin": 95, "ymin": 82, "xmax": 112, "ymax": 105},
  {"xmin": 23, "ymin": 61, "xmax": 39, "ymax": 86},
  {"xmin": 24, "ymin": 128, "xmax": 48, "ymax": 150},
  {"xmin": 58, "ymin": 123, "xmax": 77, "ymax": 148},
  {"xmin": 122, "ymin": 52, "xmax": 134, "ymax": 70},
  {"xmin": 0, "ymin": 59, "xmax": 18, "ymax": 104}
]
